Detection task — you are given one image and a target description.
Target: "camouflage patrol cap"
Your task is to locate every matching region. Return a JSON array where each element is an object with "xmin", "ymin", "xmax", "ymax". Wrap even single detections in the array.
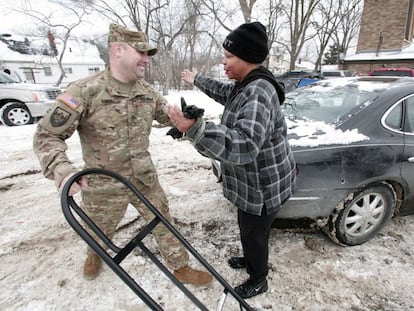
[{"xmin": 108, "ymin": 23, "xmax": 157, "ymax": 56}]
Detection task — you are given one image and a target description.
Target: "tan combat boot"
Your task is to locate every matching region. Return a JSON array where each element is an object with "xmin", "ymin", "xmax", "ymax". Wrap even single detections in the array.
[
  {"xmin": 173, "ymin": 266, "xmax": 212, "ymax": 287},
  {"xmin": 83, "ymin": 253, "xmax": 101, "ymax": 279}
]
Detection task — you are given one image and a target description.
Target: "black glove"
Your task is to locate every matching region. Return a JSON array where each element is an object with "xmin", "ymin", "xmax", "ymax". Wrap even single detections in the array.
[
  {"xmin": 166, "ymin": 127, "xmax": 184, "ymax": 139},
  {"xmin": 167, "ymin": 97, "xmax": 204, "ymax": 139},
  {"xmin": 181, "ymin": 97, "xmax": 204, "ymax": 119}
]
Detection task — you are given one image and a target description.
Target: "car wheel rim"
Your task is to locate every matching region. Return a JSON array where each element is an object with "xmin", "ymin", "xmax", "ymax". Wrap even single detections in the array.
[
  {"xmin": 9, "ymin": 108, "xmax": 30, "ymax": 125},
  {"xmin": 344, "ymin": 192, "xmax": 386, "ymax": 237}
]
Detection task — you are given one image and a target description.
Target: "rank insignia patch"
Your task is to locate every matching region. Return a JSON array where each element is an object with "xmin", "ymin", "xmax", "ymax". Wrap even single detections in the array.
[
  {"xmin": 50, "ymin": 107, "xmax": 71, "ymax": 127},
  {"xmin": 57, "ymin": 94, "xmax": 80, "ymax": 110},
  {"xmin": 140, "ymin": 96, "xmax": 154, "ymax": 102}
]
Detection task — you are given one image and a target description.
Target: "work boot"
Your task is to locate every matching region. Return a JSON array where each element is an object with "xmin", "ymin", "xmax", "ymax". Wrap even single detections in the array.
[
  {"xmin": 173, "ymin": 266, "xmax": 212, "ymax": 287},
  {"xmin": 228, "ymin": 256, "xmax": 246, "ymax": 269},
  {"xmin": 83, "ymin": 253, "xmax": 101, "ymax": 279},
  {"xmin": 235, "ymin": 277, "xmax": 268, "ymax": 299}
]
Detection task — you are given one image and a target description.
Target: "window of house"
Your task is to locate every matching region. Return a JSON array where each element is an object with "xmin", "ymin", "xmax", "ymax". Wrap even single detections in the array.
[
  {"xmin": 64, "ymin": 67, "xmax": 73, "ymax": 74},
  {"xmin": 88, "ymin": 67, "xmax": 100, "ymax": 75},
  {"xmin": 23, "ymin": 72, "xmax": 32, "ymax": 81},
  {"xmin": 43, "ymin": 66, "xmax": 53, "ymax": 76}
]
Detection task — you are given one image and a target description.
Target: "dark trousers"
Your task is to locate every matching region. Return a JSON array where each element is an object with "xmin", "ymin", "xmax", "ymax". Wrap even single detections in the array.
[{"xmin": 237, "ymin": 207, "xmax": 277, "ymax": 280}]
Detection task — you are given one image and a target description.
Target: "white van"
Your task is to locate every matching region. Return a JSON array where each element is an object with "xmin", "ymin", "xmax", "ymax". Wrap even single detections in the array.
[{"xmin": 0, "ymin": 72, "xmax": 61, "ymax": 126}]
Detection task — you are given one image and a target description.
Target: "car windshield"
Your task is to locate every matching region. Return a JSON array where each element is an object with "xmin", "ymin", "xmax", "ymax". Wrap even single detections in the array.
[
  {"xmin": 0, "ymin": 71, "xmax": 18, "ymax": 83},
  {"xmin": 282, "ymin": 78, "xmax": 387, "ymax": 124}
]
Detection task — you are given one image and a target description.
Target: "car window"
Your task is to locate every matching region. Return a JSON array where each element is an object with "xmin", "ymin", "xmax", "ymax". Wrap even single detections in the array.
[
  {"xmin": 384, "ymin": 103, "xmax": 403, "ymax": 130},
  {"xmin": 405, "ymin": 96, "xmax": 414, "ymax": 133},
  {"xmin": 0, "ymin": 71, "xmax": 18, "ymax": 83}
]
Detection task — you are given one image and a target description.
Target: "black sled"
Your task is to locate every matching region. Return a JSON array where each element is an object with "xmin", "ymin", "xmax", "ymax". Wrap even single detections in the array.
[{"xmin": 61, "ymin": 168, "xmax": 255, "ymax": 311}]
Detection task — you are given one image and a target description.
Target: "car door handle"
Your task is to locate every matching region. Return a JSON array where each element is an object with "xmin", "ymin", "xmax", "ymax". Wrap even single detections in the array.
[{"xmin": 408, "ymin": 157, "xmax": 414, "ymax": 163}]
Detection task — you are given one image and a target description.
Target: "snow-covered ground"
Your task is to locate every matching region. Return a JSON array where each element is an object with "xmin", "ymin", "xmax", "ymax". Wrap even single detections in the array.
[{"xmin": 1, "ymin": 90, "xmax": 414, "ymax": 311}]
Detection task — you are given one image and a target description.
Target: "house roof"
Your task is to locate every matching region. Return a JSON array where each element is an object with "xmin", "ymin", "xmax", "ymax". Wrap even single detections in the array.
[
  {"xmin": 344, "ymin": 41, "xmax": 414, "ymax": 62},
  {"xmin": 0, "ymin": 34, "xmax": 104, "ymax": 66}
]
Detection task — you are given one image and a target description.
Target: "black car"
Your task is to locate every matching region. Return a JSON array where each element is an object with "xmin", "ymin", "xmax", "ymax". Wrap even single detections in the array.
[
  {"xmin": 276, "ymin": 70, "xmax": 322, "ymax": 92},
  {"xmin": 212, "ymin": 76, "xmax": 414, "ymax": 246},
  {"xmin": 277, "ymin": 76, "xmax": 414, "ymax": 245}
]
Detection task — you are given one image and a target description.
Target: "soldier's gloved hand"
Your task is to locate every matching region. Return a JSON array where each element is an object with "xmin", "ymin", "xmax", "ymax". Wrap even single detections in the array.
[{"xmin": 167, "ymin": 97, "xmax": 204, "ymax": 139}]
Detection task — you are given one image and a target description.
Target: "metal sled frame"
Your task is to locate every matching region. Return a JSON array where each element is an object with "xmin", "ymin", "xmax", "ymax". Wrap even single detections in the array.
[{"xmin": 61, "ymin": 168, "xmax": 255, "ymax": 311}]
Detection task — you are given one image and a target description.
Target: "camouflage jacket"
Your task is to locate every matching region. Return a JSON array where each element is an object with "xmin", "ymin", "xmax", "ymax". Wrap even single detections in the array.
[{"xmin": 33, "ymin": 69, "xmax": 171, "ymax": 189}]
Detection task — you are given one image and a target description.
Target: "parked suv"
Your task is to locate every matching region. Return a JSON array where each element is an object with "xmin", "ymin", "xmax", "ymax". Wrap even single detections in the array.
[
  {"xmin": 369, "ymin": 67, "xmax": 414, "ymax": 77},
  {"xmin": 276, "ymin": 70, "xmax": 321, "ymax": 92},
  {"xmin": 0, "ymin": 71, "xmax": 61, "ymax": 126},
  {"xmin": 321, "ymin": 70, "xmax": 354, "ymax": 78}
]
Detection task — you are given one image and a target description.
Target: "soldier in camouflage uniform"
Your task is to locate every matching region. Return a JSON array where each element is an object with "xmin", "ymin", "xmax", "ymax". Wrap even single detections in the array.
[{"xmin": 33, "ymin": 23, "xmax": 212, "ymax": 287}]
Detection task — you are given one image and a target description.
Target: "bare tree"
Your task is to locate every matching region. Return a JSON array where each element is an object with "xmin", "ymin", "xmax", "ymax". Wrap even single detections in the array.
[
  {"xmin": 239, "ymin": 0, "xmax": 259, "ymax": 22},
  {"xmin": 265, "ymin": 0, "xmax": 285, "ymax": 44},
  {"xmin": 86, "ymin": 0, "xmax": 130, "ymax": 25},
  {"xmin": 94, "ymin": 0, "xmax": 213, "ymax": 91},
  {"xmin": 311, "ymin": 0, "xmax": 341, "ymax": 71},
  {"xmin": 278, "ymin": 0, "xmax": 320, "ymax": 70},
  {"xmin": 150, "ymin": 0, "xmax": 193, "ymax": 93},
  {"xmin": 180, "ymin": 0, "xmax": 222, "ymax": 74},
  {"xmin": 16, "ymin": 0, "xmax": 93, "ymax": 86},
  {"xmin": 85, "ymin": 0, "xmax": 176, "ymax": 86},
  {"xmin": 260, "ymin": 0, "xmax": 286, "ymax": 69},
  {"xmin": 12, "ymin": 0, "xmax": 365, "ymax": 87},
  {"xmin": 332, "ymin": 0, "xmax": 363, "ymax": 57},
  {"xmin": 198, "ymin": 0, "xmax": 241, "ymax": 32}
]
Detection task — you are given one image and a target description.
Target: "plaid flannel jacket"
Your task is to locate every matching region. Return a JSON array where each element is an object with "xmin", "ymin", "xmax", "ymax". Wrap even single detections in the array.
[{"xmin": 186, "ymin": 69, "xmax": 296, "ymax": 216}]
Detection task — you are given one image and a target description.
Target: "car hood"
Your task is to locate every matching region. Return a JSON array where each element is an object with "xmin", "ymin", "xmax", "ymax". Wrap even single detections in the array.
[
  {"xmin": 0, "ymin": 82, "xmax": 59, "ymax": 91},
  {"xmin": 286, "ymin": 118, "xmax": 369, "ymax": 149}
]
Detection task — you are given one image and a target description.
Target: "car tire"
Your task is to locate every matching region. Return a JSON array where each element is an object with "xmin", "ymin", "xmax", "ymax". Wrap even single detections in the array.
[
  {"xmin": 0, "ymin": 102, "xmax": 34, "ymax": 126},
  {"xmin": 327, "ymin": 184, "xmax": 395, "ymax": 246}
]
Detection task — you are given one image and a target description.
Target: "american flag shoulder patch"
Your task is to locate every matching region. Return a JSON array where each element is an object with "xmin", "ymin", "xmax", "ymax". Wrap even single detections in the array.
[{"xmin": 57, "ymin": 94, "xmax": 80, "ymax": 110}]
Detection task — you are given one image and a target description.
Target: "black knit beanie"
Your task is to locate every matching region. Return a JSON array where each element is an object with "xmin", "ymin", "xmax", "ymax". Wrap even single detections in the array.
[{"xmin": 222, "ymin": 22, "xmax": 268, "ymax": 64}]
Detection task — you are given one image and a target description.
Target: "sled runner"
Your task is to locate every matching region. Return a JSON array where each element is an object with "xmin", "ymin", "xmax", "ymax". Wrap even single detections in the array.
[{"xmin": 60, "ymin": 168, "xmax": 255, "ymax": 311}]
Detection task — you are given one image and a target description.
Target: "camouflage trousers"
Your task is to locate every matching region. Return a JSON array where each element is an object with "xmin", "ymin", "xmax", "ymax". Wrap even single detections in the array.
[{"xmin": 81, "ymin": 174, "xmax": 189, "ymax": 270}]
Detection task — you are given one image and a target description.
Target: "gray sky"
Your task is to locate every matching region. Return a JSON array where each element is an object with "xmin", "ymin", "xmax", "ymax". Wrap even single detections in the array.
[{"xmin": 0, "ymin": 0, "xmax": 108, "ymax": 36}]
